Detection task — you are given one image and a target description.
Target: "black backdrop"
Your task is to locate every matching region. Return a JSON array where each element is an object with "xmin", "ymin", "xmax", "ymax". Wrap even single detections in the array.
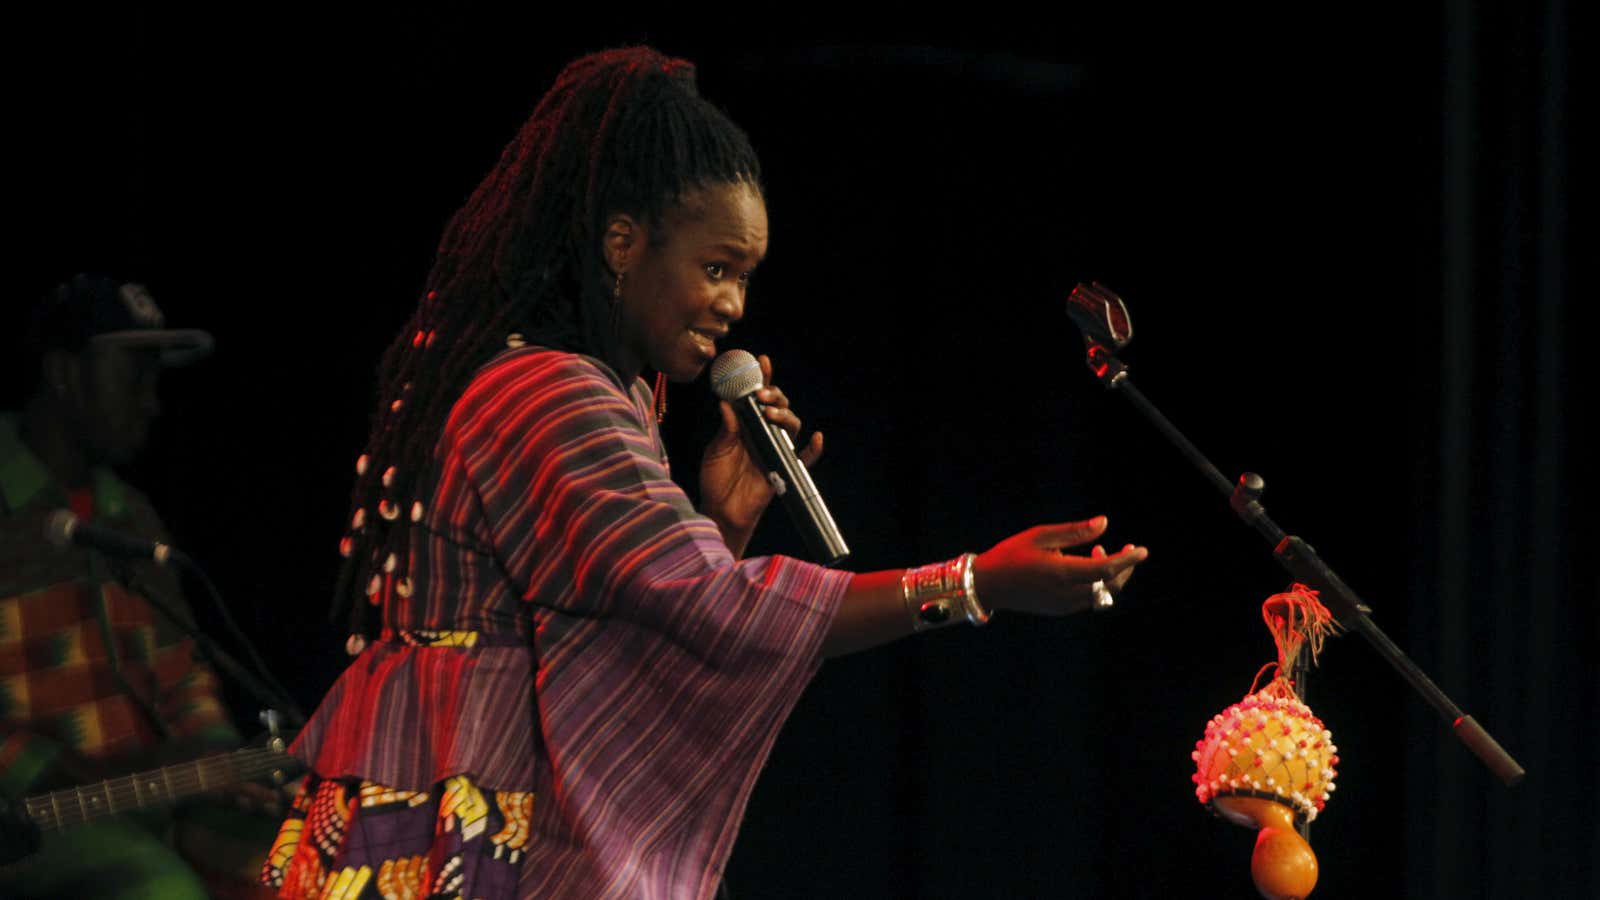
[{"xmin": 9, "ymin": 5, "xmax": 1592, "ymax": 898}]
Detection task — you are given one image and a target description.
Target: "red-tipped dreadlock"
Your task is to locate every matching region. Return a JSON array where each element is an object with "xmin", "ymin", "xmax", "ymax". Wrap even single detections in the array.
[{"xmin": 333, "ymin": 47, "xmax": 762, "ymax": 637}]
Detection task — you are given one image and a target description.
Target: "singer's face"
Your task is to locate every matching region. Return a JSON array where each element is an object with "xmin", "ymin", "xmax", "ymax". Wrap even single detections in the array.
[{"xmin": 616, "ymin": 181, "xmax": 768, "ymax": 382}]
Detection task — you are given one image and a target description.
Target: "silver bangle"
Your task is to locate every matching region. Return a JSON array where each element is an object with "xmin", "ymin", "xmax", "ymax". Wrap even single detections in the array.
[{"xmin": 902, "ymin": 553, "xmax": 990, "ymax": 631}]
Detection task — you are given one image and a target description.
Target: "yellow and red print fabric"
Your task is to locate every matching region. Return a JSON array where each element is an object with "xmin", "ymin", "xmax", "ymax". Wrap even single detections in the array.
[{"xmin": 261, "ymin": 773, "xmax": 532, "ymax": 900}]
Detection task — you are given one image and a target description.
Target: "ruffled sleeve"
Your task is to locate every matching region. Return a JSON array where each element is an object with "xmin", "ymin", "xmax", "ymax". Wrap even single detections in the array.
[
  {"xmin": 443, "ymin": 348, "xmax": 846, "ymax": 649},
  {"xmin": 449, "ymin": 349, "xmax": 850, "ymax": 898}
]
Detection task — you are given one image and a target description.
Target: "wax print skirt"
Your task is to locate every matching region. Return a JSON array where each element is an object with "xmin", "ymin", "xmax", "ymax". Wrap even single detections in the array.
[{"xmin": 259, "ymin": 772, "xmax": 531, "ymax": 900}]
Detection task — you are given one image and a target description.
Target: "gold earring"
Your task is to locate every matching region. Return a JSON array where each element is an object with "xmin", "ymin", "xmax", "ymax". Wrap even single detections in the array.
[{"xmin": 613, "ymin": 270, "xmax": 625, "ymax": 303}]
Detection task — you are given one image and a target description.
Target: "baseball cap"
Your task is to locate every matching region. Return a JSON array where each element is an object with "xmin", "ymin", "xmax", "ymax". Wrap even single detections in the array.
[{"xmin": 33, "ymin": 273, "xmax": 214, "ymax": 367}]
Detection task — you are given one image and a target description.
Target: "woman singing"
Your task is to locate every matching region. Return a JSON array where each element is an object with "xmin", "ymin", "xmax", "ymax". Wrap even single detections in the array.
[{"xmin": 261, "ymin": 46, "xmax": 1147, "ymax": 900}]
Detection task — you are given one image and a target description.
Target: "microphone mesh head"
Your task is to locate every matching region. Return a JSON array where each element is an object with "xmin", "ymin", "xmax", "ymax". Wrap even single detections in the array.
[
  {"xmin": 710, "ymin": 350, "xmax": 764, "ymax": 401},
  {"xmin": 43, "ymin": 510, "xmax": 78, "ymax": 548}
]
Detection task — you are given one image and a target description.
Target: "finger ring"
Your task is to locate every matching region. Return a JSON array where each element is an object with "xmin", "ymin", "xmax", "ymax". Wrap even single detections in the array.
[{"xmin": 1091, "ymin": 579, "xmax": 1114, "ymax": 610}]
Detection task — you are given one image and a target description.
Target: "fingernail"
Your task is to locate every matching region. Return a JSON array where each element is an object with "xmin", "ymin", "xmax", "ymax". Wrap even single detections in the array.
[{"xmin": 1093, "ymin": 516, "xmax": 1108, "ymax": 528}]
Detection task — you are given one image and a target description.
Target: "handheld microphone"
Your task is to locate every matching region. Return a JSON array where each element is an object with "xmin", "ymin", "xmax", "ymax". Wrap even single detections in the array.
[
  {"xmin": 44, "ymin": 510, "xmax": 190, "ymax": 568},
  {"xmin": 709, "ymin": 350, "xmax": 849, "ymax": 566}
]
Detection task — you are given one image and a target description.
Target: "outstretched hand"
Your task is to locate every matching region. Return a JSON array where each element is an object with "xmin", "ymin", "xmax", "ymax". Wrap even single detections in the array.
[
  {"xmin": 699, "ymin": 354, "xmax": 823, "ymax": 556},
  {"xmin": 973, "ymin": 516, "xmax": 1148, "ymax": 616}
]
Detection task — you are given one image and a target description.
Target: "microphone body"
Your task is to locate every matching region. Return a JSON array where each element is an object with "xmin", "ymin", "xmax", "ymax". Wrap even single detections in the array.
[
  {"xmin": 44, "ymin": 510, "xmax": 188, "ymax": 568},
  {"xmin": 710, "ymin": 351, "xmax": 849, "ymax": 566}
]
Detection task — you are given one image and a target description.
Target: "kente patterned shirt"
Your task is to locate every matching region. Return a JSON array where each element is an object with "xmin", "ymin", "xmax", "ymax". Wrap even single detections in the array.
[
  {"xmin": 0, "ymin": 414, "xmax": 238, "ymax": 800},
  {"xmin": 289, "ymin": 347, "xmax": 850, "ymax": 900}
]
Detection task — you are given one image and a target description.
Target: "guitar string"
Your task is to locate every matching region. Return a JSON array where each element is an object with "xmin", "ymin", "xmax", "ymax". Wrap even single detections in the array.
[
  {"xmin": 29, "ymin": 753, "xmax": 284, "ymax": 828},
  {"xmin": 25, "ymin": 750, "xmax": 290, "ymax": 828}
]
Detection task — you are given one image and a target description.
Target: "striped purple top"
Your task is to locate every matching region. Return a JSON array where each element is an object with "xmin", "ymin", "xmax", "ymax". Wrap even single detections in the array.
[{"xmin": 290, "ymin": 347, "xmax": 851, "ymax": 899}]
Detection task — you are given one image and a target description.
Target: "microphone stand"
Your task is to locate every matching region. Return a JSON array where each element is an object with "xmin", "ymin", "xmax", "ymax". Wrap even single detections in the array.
[
  {"xmin": 1066, "ymin": 283, "xmax": 1524, "ymax": 800},
  {"xmin": 126, "ymin": 563, "xmax": 307, "ymax": 730}
]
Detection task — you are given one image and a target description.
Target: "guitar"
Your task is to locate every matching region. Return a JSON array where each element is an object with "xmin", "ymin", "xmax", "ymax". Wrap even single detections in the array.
[{"xmin": 1, "ymin": 733, "xmax": 299, "ymax": 864}]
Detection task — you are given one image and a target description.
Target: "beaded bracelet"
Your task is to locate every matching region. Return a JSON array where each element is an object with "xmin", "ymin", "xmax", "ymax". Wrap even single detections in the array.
[{"xmin": 902, "ymin": 553, "xmax": 990, "ymax": 631}]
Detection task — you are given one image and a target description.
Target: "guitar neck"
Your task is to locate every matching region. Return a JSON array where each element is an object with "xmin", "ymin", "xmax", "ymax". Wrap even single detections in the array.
[{"xmin": 23, "ymin": 746, "xmax": 291, "ymax": 832}]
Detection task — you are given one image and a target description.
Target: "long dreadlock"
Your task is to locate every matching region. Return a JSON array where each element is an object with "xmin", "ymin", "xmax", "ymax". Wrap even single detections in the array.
[{"xmin": 333, "ymin": 47, "xmax": 762, "ymax": 640}]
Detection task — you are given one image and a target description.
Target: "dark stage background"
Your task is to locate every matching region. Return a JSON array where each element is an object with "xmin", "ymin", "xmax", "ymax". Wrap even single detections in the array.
[{"xmin": 8, "ymin": 6, "xmax": 1592, "ymax": 898}]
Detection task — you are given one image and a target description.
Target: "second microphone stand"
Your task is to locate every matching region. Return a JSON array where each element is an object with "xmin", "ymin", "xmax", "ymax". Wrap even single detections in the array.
[{"xmin": 1066, "ymin": 282, "xmax": 1524, "ymax": 792}]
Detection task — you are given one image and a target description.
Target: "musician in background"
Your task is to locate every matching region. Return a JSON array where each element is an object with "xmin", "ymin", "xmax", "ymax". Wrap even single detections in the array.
[{"xmin": 0, "ymin": 274, "xmax": 260, "ymax": 898}]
